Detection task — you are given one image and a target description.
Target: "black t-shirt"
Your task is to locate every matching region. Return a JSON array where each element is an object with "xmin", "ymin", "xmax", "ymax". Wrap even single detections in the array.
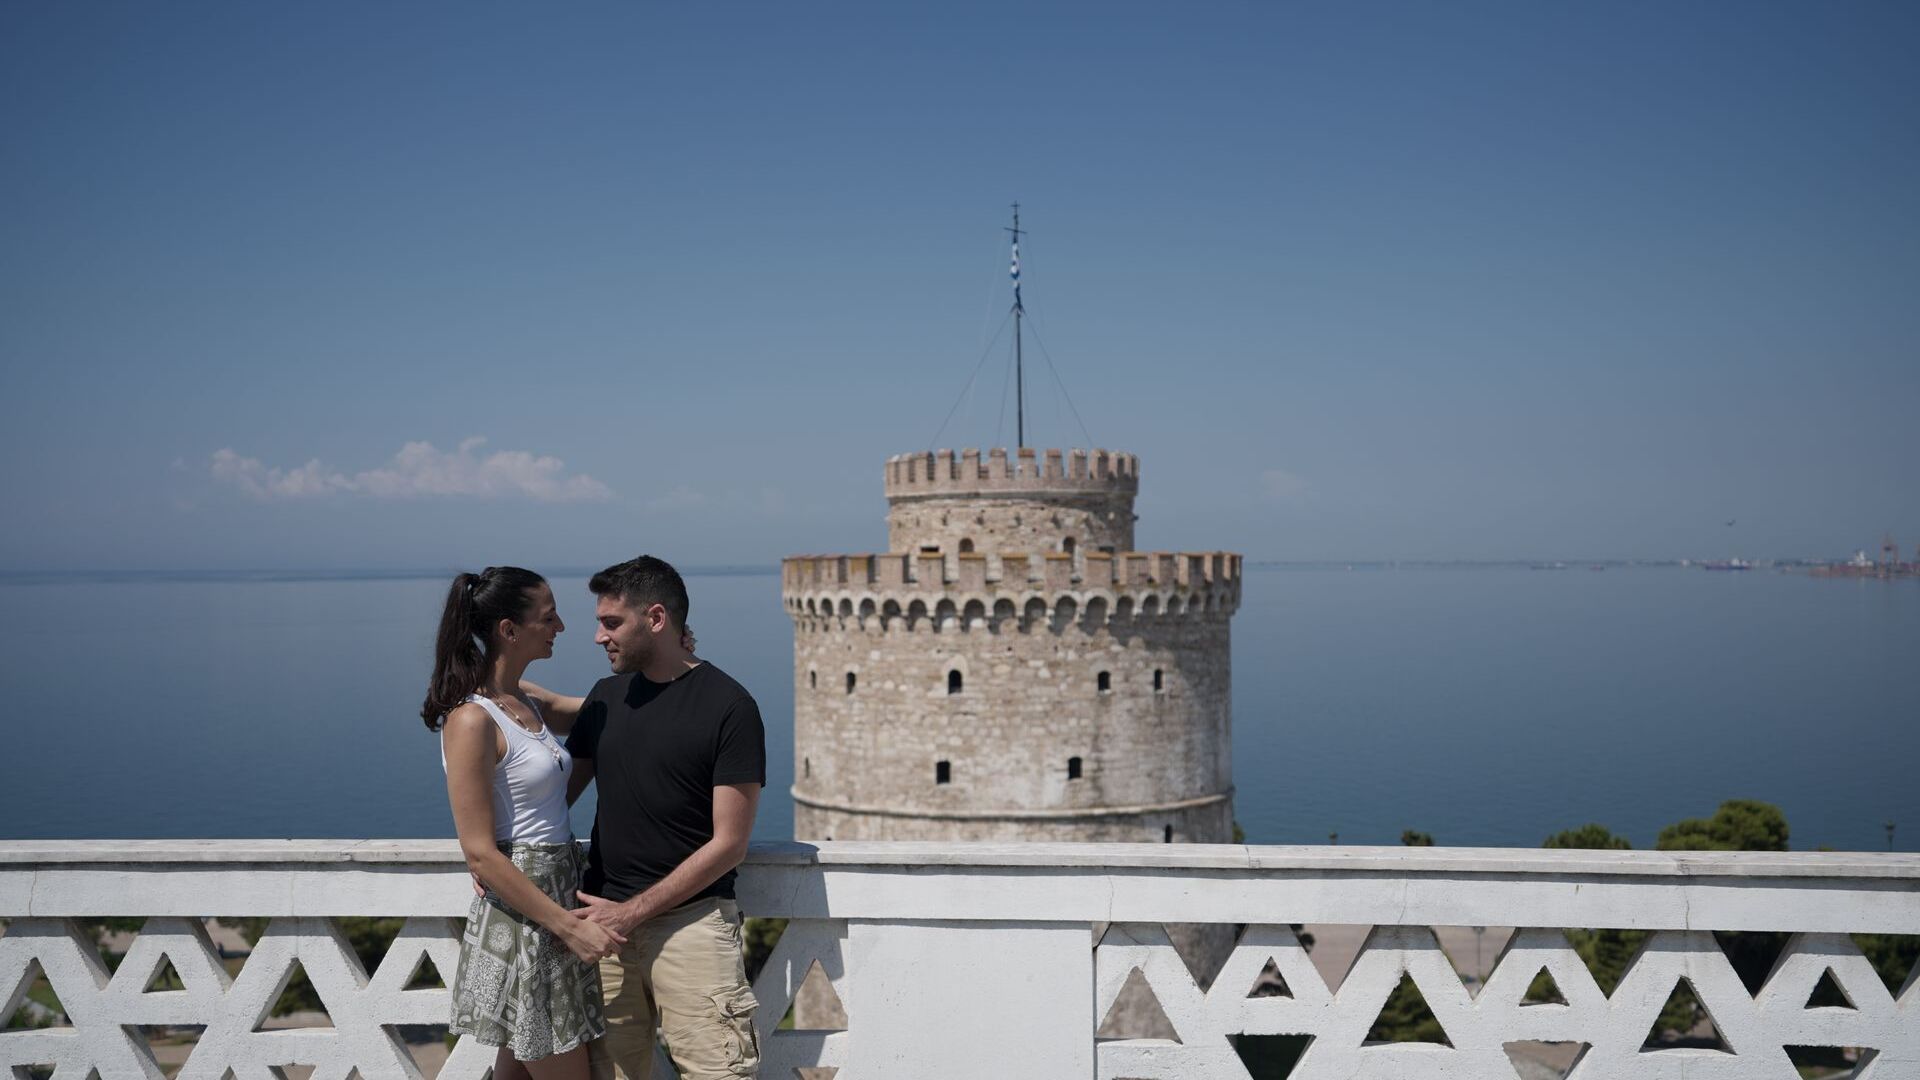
[{"xmin": 566, "ymin": 662, "xmax": 766, "ymax": 903}]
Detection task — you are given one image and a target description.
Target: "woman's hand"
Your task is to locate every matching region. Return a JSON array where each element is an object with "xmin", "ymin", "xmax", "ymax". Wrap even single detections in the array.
[{"xmin": 562, "ymin": 918, "xmax": 626, "ymax": 963}]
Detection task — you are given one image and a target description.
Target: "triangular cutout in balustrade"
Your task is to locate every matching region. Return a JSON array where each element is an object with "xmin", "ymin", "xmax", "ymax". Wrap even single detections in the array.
[
  {"xmin": 1713, "ymin": 930, "xmax": 1790, "ymax": 995},
  {"xmin": 1555, "ymin": 927, "xmax": 1642, "ymax": 995},
  {"xmin": 402, "ymin": 951, "xmax": 448, "ymax": 990},
  {"xmin": 1522, "ymin": 966, "xmax": 1568, "ymax": 1005},
  {"xmin": 139, "ymin": 1024, "xmax": 206, "ymax": 1075},
  {"xmin": 777, "ymin": 960, "xmax": 847, "ymax": 1031},
  {"xmin": 349, "ymin": 917, "xmax": 406, "ymax": 977},
  {"xmin": 142, "ymin": 954, "xmax": 186, "ymax": 993},
  {"xmin": 1096, "ymin": 966, "xmax": 1180, "ymax": 1042},
  {"xmin": 1785, "ymin": 1045, "xmax": 1862, "ymax": 1075},
  {"xmin": 1247, "ymin": 957, "xmax": 1292, "ymax": 999},
  {"xmin": 1364, "ymin": 973, "xmax": 1451, "ymax": 1046},
  {"xmin": 1501, "ymin": 1041, "xmax": 1588, "ymax": 1078},
  {"xmin": 1639, "ymin": 977, "xmax": 1730, "ymax": 1053},
  {"xmin": 4, "ymin": 960, "xmax": 71, "ymax": 1031},
  {"xmin": 1806, "ymin": 966, "xmax": 1855, "ymax": 1009},
  {"xmin": 1850, "ymin": 933, "xmax": 1920, "ymax": 999},
  {"xmin": 391, "ymin": 1024, "xmax": 454, "ymax": 1078},
  {"xmin": 254, "ymin": 958, "xmax": 335, "ymax": 1031},
  {"xmin": 1229, "ymin": 1033, "xmax": 1313, "ymax": 1079}
]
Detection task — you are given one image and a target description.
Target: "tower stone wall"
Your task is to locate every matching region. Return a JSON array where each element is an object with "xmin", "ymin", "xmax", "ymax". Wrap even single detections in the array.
[{"xmin": 784, "ymin": 448, "xmax": 1238, "ymax": 846}]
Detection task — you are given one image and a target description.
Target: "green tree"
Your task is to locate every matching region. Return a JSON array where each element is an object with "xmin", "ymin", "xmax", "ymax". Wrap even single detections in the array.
[
  {"xmin": 743, "ymin": 918, "xmax": 788, "ymax": 984},
  {"xmin": 1656, "ymin": 799, "xmax": 1789, "ymax": 851},
  {"xmin": 1543, "ymin": 824, "xmax": 1631, "ymax": 850},
  {"xmin": 1399, "ymin": 830, "xmax": 1434, "ymax": 847}
]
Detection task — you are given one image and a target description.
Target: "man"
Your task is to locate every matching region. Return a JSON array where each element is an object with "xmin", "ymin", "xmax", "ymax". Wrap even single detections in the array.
[{"xmin": 564, "ymin": 555, "xmax": 765, "ymax": 1080}]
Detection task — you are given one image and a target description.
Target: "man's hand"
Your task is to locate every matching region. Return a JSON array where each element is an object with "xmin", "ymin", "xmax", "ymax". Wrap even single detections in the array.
[{"xmin": 573, "ymin": 890, "xmax": 640, "ymax": 936}]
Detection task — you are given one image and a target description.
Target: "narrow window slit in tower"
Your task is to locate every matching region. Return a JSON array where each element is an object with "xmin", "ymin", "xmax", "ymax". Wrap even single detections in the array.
[
  {"xmin": 948, "ymin": 670, "xmax": 963, "ymax": 694},
  {"xmin": 1097, "ymin": 671, "xmax": 1111, "ymax": 693},
  {"xmin": 809, "ymin": 671, "xmax": 817, "ymax": 689},
  {"xmin": 1068, "ymin": 757, "xmax": 1082, "ymax": 780},
  {"xmin": 1163, "ymin": 825, "xmax": 1174, "ymax": 843},
  {"xmin": 804, "ymin": 758, "xmax": 811, "ymax": 778},
  {"xmin": 936, "ymin": 760, "xmax": 951, "ymax": 784},
  {"xmin": 1153, "ymin": 669, "xmax": 1164, "ymax": 692},
  {"xmin": 846, "ymin": 672, "xmax": 856, "ymax": 694},
  {"xmin": 1063, "ymin": 537, "xmax": 1076, "ymax": 555}
]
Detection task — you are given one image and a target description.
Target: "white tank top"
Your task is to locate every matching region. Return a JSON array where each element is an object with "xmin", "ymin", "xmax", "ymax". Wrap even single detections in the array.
[{"xmin": 441, "ymin": 694, "xmax": 573, "ymax": 844}]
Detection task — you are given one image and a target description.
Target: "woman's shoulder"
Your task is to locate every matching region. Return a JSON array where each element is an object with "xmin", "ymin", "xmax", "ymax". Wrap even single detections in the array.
[{"xmin": 441, "ymin": 700, "xmax": 494, "ymax": 734}]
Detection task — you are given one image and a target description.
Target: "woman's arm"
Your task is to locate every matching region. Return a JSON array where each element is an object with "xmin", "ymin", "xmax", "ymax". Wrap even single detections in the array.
[
  {"xmin": 518, "ymin": 681, "xmax": 585, "ymax": 733},
  {"xmin": 442, "ymin": 705, "xmax": 623, "ymax": 961}
]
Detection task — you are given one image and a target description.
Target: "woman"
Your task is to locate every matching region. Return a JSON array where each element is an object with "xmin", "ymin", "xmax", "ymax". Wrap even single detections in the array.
[{"xmin": 422, "ymin": 566, "xmax": 617, "ymax": 1080}]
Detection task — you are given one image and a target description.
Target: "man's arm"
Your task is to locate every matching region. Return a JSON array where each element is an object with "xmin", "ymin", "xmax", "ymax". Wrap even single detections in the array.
[
  {"xmin": 576, "ymin": 783, "xmax": 759, "ymax": 933},
  {"xmin": 520, "ymin": 680, "xmax": 586, "ymax": 734}
]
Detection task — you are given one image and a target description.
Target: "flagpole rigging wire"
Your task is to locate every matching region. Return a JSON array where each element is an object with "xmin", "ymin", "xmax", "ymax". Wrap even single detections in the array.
[
  {"xmin": 1016, "ymin": 309, "xmax": 1096, "ymax": 449},
  {"xmin": 928, "ymin": 307, "xmax": 1014, "ymax": 451}
]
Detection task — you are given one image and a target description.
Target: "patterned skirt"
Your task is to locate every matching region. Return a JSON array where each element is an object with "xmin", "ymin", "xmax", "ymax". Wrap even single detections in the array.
[{"xmin": 449, "ymin": 839, "xmax": 607, "ymax": 1061}]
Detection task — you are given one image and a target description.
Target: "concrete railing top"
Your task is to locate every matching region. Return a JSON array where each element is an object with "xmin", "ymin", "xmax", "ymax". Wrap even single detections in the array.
[{"xmin": 2, "ymin": 838, "xmax": 1915, "ymax": 879}]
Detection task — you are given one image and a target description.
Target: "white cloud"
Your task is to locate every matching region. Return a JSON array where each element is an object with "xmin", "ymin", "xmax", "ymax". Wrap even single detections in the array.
[
  {"xmin": 210, "ymin": 439, "xmax": 612, "ymax": 503},
  {"xmin": 1260, "ymin": 468, "xmax": 1312, "ymax": 501}
]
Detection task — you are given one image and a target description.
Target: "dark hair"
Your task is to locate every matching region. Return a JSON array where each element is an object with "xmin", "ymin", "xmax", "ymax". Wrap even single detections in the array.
[
  {"xmin": 420, "ymin": 566, "xmax": 547, "ymax": 731},
  {"xmin": 589, "ymin": 554, "xmax": 689, "ymax": 630}
]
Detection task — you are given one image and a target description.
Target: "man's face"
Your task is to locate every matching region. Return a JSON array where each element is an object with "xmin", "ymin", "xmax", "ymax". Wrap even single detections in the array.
[{"xmin": 594, "ymin": 593, "xmax": 660, "ymax": 674}]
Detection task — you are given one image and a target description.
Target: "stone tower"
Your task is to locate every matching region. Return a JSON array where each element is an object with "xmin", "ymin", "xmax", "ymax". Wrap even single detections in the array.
[{"xmin": 782, "ymin": 446, "xmax": 1240, "ymax": 845}]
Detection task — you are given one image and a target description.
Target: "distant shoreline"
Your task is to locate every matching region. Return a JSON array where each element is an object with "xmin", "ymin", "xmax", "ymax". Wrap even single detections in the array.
[{"xmin": 2, "ymin": 559, "xmax": 1902, "ymax": 585}]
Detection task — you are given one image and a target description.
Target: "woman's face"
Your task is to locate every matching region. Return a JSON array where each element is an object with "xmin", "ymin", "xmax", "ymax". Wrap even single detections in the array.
[{"xmin": 507, "ymin": 583, "xmax": 564, "ymax": 661}]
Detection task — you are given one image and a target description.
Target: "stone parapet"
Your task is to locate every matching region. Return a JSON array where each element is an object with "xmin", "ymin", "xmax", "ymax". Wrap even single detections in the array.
[
  {"xmin": 884, "ymin": 447, "xmax": 1138, "ymax": 502},
  {"xmin": 783, "ymin": 551, "xmax": 1239, "ymax": 598}
]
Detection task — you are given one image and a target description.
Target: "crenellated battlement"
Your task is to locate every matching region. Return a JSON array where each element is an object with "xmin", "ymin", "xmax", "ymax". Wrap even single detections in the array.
[
  {"xmin": 884, "ymin": 448, "xmax": 1139, "ymax": 502},
  {"xmin": 780, "ymin": 550, "xmax": 1241, "ymax": 626}
]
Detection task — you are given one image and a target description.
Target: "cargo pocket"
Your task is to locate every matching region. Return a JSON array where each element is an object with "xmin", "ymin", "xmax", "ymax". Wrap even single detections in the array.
[{"xmin": 714, "ymin": 986, "xmax": 761, "ymax": 1076}]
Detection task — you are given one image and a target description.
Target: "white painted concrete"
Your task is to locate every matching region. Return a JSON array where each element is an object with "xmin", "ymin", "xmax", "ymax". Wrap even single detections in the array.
[{"xmin": 2, "ymin": 841, "xmax": 1916, "ymax": 1079}]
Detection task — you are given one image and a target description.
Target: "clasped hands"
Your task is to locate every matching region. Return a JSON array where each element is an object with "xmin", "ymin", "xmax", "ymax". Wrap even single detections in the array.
[{"xmin": 562, "ymin": 890, "xmax": 640, "ymax": 962}]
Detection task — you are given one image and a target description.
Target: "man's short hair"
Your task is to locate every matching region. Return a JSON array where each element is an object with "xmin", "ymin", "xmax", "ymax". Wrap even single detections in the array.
[{"xmin": 589, "ymin": 555, "xmax": 690, "ymax": 629}]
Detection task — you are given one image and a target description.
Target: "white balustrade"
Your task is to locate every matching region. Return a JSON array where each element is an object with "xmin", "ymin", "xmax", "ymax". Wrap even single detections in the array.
[{"xmin": 2, "ymin": 841, "xmax": 1916, "ymax": 1078}]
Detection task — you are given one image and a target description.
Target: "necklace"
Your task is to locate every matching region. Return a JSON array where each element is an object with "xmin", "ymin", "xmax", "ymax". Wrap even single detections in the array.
[{"xmin": 480, "ymin": 690, "xmax": 567, "ymax": 772}]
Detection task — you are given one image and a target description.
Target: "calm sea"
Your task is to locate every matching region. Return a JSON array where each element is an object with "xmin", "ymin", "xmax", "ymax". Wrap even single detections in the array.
[{"xmin": 3, "ymin": 565, "xmax": 1914, "ymax": 851}]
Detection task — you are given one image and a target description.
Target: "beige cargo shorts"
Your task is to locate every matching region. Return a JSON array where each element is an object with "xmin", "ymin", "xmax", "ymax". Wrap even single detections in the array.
[{"xmin": 588, "ymin": 896, "xmax": 761, "ymax": 1080}]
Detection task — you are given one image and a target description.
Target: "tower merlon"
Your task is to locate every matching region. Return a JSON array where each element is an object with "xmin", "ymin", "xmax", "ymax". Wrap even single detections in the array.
[{"xmin": 885, "ymin": 447, "xmax": 1139, "ymax": 501}]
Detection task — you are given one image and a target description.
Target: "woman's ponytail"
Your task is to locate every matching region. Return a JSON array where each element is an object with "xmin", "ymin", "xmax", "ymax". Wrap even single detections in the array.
[{"xmin": 421, "ymin": 567, "xmax": 546, "ymax": 730}]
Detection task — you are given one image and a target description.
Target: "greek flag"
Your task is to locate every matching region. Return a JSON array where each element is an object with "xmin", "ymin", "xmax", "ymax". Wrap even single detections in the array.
[{"xmin": 1010, "ymin": 240, "xmax": 1021, "ymax": 304}]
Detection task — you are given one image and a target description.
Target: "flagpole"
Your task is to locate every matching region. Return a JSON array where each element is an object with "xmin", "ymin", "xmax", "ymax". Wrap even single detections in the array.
[{"xmin": 1007, "ymin": 203, "xmax": 1026, "ymax": 449}]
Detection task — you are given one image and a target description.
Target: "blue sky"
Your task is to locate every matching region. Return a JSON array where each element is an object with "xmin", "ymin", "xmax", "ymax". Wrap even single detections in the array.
[{"xmin": 2, "ymin": 1, "xmax": 1915, "ymax": 570}]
